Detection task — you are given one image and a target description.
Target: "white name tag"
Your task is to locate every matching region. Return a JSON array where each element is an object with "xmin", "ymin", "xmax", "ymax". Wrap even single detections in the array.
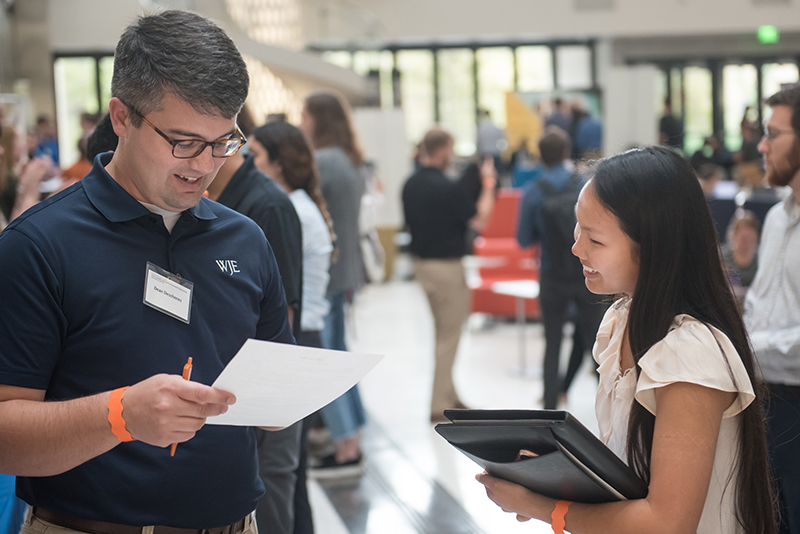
[{"xmin": 143, "ymin": 262, "xmax": 194, "ymax": 324}]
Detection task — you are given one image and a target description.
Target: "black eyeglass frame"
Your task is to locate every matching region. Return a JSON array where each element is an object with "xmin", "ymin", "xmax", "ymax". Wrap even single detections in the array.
[{"xmin": 125, "ymin": 103, "xmax": 247, "ymax": 159}]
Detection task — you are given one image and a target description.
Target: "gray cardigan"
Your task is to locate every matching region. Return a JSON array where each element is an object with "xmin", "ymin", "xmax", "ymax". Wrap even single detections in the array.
[{"xmin": 316, "ymin": 146, "xmax": 366, "ymax": 296}]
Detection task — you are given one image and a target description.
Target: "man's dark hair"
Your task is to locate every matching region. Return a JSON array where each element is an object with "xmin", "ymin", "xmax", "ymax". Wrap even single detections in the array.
[
  {"xmin": 765, "ymin": 84, "xmax": 800, "ymax": 134},
  {"xmin": 111, "ymin": 9, "xmax": 249, "ymax": 127},
  {"xmin": 538, "ymin": 126, "xmax": 570, "ymax": 166},
  {"xmin": 87, "ymin": 114, "xmax": 119, "ymax": 161}
]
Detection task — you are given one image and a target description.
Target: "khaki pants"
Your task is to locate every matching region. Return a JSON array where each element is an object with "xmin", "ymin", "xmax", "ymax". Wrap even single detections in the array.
[
  {"xmin": 414, "ymin": 258, "xmax": 471, "ymax": 415},
  {"xmin": 22, "ymin": 509, "xmax": 257, "ymax": 534}
]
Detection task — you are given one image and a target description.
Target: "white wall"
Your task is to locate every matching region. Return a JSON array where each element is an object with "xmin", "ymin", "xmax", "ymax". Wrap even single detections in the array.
[
  {"xmin": 12, "ymin": 0, "xmax": 54, "ymax": 119},
  {"xmin": 603, "ymin": 65, "xmax": 660, "ymax": 156},
  {"xmin": 48, "ymin": 0, "xmax": 141, "ymax": 52},
  {"xmin": 352, "ymin": 107, "xmax": 411, "ymax": 228},
  {"xmin": 0, "ymin": 6, "xmax": 14, "ymax": 92}
]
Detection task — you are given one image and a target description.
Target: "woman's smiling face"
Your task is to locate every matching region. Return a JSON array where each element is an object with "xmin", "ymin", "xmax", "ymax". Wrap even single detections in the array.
[{"xmin": 572, "ymin": 180, "xmax": 640, "ymax": 297}]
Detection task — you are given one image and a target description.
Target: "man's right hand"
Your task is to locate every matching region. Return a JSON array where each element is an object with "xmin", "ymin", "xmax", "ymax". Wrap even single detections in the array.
[{"xmin": 121, "ymin": 375, "xmax": 236, "ymax": 447}]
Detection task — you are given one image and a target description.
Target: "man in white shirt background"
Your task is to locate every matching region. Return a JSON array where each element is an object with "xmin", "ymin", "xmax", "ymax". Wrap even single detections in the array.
[{"xmin": 745, "ymin": 84, "xmax": 800, "ymax": 534}]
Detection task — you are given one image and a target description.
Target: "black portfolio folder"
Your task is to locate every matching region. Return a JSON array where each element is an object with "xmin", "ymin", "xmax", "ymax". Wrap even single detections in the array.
[{"xmin": 435, "ymin": 409, "xmax": 648, "ymax": 503}]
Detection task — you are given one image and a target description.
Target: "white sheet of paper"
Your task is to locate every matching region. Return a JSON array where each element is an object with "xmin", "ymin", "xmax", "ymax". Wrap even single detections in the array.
[{"xmin": 206, "ymin": 339, "xmax": 383, "ymax": 428}]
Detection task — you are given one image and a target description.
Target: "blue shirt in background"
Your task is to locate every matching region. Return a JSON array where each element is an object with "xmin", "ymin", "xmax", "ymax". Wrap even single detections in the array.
[
  {"xmin": 33, "ymin": 137, "xmax": 59, "ymax": 165},
  {"xmin": 575, "ymin": 117, "xmax": 603, "ymax": 155},
  {"xmin": 0, "ymin": 475, "xmax": 26, "ymax": 534}
]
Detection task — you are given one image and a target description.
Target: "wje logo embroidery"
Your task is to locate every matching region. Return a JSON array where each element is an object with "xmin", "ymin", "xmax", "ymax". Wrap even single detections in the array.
[{"xmin": 216, "ymin": 260, "xmax": 240, "ymax": 275}]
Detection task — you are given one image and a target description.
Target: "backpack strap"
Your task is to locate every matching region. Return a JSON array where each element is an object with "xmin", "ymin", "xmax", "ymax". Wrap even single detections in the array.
[{"xmin": 535, "ymin": 177, "xmax": 556, "ymax": 197}]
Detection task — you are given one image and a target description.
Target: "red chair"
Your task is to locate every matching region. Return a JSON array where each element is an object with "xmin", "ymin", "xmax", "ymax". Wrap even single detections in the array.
[{"xmin": 470, "ymin": 189, "xmax": 540, "ymax": 319}]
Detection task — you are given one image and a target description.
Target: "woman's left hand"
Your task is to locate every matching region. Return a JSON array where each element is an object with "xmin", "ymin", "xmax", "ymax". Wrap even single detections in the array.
[{"xmin": 475, "ymin": 472, "xmax": 545, "ymax": 522}]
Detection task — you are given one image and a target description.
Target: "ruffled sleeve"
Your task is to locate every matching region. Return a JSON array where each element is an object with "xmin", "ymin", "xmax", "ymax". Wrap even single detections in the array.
[{"xmin": 635, "ymin": 315, "xmax": 755, "ymax": 418}]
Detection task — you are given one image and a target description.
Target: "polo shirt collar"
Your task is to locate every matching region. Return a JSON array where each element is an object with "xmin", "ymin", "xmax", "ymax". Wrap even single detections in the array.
[
  {"xmin": 216, "ymin": 154, "xmax": 256, "ymax": 208},
  {"xmin": 83, "ymin": 152, "xmax": 217, "ymax": 222}
]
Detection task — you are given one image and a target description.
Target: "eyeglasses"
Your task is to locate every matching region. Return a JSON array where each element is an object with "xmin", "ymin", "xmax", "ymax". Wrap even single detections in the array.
[
  {"xmin": 126, "ymin": 104, "xmax": 247, "ymax": 159},
  {"xmin": 762, "ymin": 127, "xmax": 798, "ymax": 143}
]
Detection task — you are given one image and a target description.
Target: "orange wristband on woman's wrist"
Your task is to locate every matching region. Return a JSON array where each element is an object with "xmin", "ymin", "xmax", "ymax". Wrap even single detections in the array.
[
  {"xmin": 108, "ymin": 387, "xmax": 134, "ymax": 442},
  {"xmin": 551, "ymin": 500, "xmax": 572, "ymax": 534}
]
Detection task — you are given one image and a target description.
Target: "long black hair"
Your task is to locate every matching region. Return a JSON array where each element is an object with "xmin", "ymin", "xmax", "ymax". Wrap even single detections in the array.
[
  {"xmin": 590, "ymin": 145, "xmax": 776, "ymax": 534},
  {"xmin": 252, "ymin": 121, "xmax": 337, "ymax": 250}
]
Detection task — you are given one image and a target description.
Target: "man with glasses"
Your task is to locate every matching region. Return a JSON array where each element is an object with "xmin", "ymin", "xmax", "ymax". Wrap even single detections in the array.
[
  {"xmin": 745, "ymin": 84, "xmax": 800, "ymax": 534},
  {"xmin": 0, "ymin": 10, "xmax": 293, "ymax": 534}
]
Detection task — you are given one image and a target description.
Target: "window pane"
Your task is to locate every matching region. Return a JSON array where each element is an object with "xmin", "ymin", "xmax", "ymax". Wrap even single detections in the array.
[
  {"xmin": 99, "ymin": 56, "xmax": 114, "ymax": 112},
  {"xmin": 683, "ymin": 66, "xmax": 713, "ymax": 155},
  {"xmin": 353, "ymin": 51, "xmax": 383, "ymax": 107},
  {"xmin": 396, "ymin": 50, "xmax": 435, "ymax": 147},
  {"xmin": 321, "ymin": 51, "xmax": 352, "ymax": 70},
  {"xmin": 438, "ymin": 48, "xmax": 476, "ymax": 156},
  {"xmin": 476, "ymin": 47, "xmax": 514, "ymax": 129},
  {"xmin": 556, "ymin": 46, "xmax": 592, "ymax": 89},
  {"xmin": 378, "ymin": 51, "xmax": 395, "ymax": 110},
  {"xmin": 723, "ymin": 64, "xmax": 758, "ymax": 150},
  {"xmin": 353, "ymin": 51, "xmax": 381, "ymax": 76},
  {"xmin": 54, "ymin": 57, "xmax": 98, "ymax": 168},
  {"xmin": 762, "ymin": 63, "xmax": 799, "ymax": 103},
  {"xmin": 655, "ymin": 69, "xmax": 667, "ymax": 115},
  {"xmin": 516, "ymin": 46, "xmax": 553, "ymax": 92},
  {"xmin": 670, "ymin": 68, "xmax": 683, "ymax": 117}
]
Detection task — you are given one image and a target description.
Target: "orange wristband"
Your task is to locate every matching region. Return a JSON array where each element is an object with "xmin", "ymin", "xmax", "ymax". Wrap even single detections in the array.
[
  {"xmin": 551, "ymin": 500, "xmax": 572, "ymax": 534},
  {"xmin": 108, "ymin": 387, "xmax": 134, "ymax": 442}
]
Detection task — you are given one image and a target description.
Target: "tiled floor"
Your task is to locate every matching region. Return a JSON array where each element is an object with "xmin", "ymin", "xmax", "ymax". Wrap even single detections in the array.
[{"xmin": 307, "ymin": 263, "xmax": 602, "ymax": 533}]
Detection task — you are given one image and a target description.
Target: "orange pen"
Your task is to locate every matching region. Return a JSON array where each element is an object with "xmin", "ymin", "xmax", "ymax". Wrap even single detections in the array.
[{"xmin": 170, "ymin": 357, "xmax": 193, "ymax": 457}]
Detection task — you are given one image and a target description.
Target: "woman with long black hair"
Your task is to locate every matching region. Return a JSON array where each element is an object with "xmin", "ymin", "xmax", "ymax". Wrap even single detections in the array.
[{"xmin": 477, "ymin": 146, "xmax": 776, "ymax": 534}]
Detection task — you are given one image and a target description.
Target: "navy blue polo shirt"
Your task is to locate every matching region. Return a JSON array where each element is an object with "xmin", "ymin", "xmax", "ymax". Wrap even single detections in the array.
[{"xmin": 0, "ymin": 153, "xmax": 294, "ymax": 528}]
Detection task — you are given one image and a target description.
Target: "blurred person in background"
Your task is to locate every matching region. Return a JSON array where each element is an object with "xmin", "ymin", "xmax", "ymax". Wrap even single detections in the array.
[
  {"xmin": 476, "ymin": 108, "xmax": 505, "ymax": 173},
  {"xmin": 571, "ymin": 105, "xmax": 603, "ymax": 160},
  {"xmin": 696, "ymin": 163, "xmax": 725, "ymax": 197},
  {"xmin": 738, "ymin": 106, "xmax": 763, "ymax": 164},
  {"xmin": 691, "ymin": 135, "xmax": 734, "ymax": 179},
  {"xmin": 745, "ymin": 84, "xmax": 800, "ymax": 534},
  {"xmin": 32, "ymin": 115, "xmax": 58, "ymax": 166},
  {"xmin": 457, "ymin": 155, "xmax": 500, "ymax": 254},
  {"xmin": 300, "ymin": 91, "xmax": 367, "ymax": 477},
  {"xmin": 722, "ymin": 210, "xmax": 760, "ymax": 308},
  {"xmin": 60, "ymin": 137, "xmax": 93, "ymax": 184},
  {"xmin": 545, "ymin": 97, "xmax": 572, "ymax": 135},
  {"xmin": 0, "ymin": 107, "xmax": 20, "ymax": 222},
  {"xmin": 403, "ymin": 127, "xmax": 496, "ymax": 423},
  {"xmin": 79, "ymin": 111, "xmax": 100, "ymax": 140},
  {"xmin": 205, "ymin": 105, "xmax": 304, "ymax": 534},
  {"xmin": 516, "ymin": 127, "xmax": 606, "ymax": 409},
  {"xmin": 251, "ymin": 121, "xmax": 337, "ymax": 534},
  {"xmin": 659, "ymin": 99, "xmax": 684, "ymax": 150},
  {"xmin": 86, "ymin": 113, "xmax": 119, "ymax": 161}
]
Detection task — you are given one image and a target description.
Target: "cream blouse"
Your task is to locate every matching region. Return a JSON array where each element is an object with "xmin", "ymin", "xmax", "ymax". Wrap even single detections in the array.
[{"xmin": 593, "ymin": 300, "xmax": 755, "ymax": 534}]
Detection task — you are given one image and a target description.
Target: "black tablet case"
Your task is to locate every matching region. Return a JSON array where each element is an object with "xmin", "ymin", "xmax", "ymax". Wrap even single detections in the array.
[{"xmin": 435, "ymin": 409, "xmax": 648, "ymax": 504}]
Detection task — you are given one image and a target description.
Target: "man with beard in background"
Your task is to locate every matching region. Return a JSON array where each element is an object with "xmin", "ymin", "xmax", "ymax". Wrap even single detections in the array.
[{"xmin": 745, "ymin": 84, "xmax": 800, "ymax": 534}]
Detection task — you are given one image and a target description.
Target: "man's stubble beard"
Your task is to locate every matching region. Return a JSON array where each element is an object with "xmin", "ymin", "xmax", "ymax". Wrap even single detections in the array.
[{"xmin": 767, "ymin": 136, "xmax": 800, "ymax": 188}]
